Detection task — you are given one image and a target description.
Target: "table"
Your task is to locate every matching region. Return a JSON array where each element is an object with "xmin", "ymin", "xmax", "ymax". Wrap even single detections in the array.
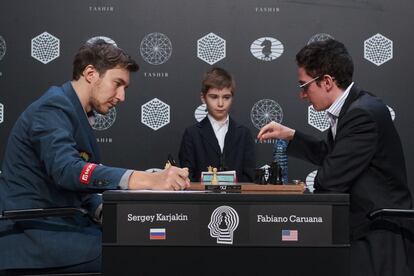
[{"xmin": 103, "ymin": 186, "xmax": 349, "ymax": 275}]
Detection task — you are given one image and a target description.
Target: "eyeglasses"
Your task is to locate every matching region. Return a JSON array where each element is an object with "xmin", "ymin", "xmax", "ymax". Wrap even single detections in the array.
[{"xmin": 298, "ymin": 76, "xmax": 320, "ymax": 92}]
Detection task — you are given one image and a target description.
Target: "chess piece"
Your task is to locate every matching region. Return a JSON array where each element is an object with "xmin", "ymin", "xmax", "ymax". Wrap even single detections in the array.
[
  {"xmin": 219, "ymin": 212, "xmax": 228, "ymax": 230},
  {"xmin": 207, "ymin": 166, "xmax": 213, "ymax": 173},
  {"xmin": 211, "ymin": 167, "xmax": 219, "ymax": 185},
  {"xmin": 270, "ymin": 161, "xmax": 283, "ymax": 185},
  {"xmin": 164, "ymin": 161, "xmax": 171, "ymax": 169},
  {"xmin": 254, "ymin": 168, "xmax": 265, "ymax": 184}
]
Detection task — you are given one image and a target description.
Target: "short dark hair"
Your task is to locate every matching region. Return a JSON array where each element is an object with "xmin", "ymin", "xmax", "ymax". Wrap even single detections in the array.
[
  {"xmin": 296, "ymin": 39, "xmax": 353, "ymax": 89},
  {"xmin": 72, "ymin": 39, "xmax": 139, "ymax": 80},
  {"xmin": 201, "ymin": 67, "xmax": 235, "ymax": 95}
]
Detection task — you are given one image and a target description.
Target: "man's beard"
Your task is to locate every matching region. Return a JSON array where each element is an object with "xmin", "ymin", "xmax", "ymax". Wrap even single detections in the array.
[{"xmin": 91, "ymin": 97, "xmax": 110, "ymax": 115}]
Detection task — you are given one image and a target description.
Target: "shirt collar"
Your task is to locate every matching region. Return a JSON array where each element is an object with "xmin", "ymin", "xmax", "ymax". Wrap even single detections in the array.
[
  {"xmin": 87, "ymin": 111, "xmax": 96, "ymax": 126},
  {"xmin": 326, "ymin": 82, "xmax": 354, "ymax": 118},
  {"xmin": 208, "ymin": 114, "xmax": 229, "ymax": 130}
]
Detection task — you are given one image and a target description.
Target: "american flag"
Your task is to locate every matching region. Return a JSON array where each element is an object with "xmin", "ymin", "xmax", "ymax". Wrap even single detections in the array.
[
  {"xmin": 282, "ymin": 230, "xmax": 298, "ymax": 241},
  {"xmin": 150, "ymin": 228, "xmax": 166, "ymax": 240}
]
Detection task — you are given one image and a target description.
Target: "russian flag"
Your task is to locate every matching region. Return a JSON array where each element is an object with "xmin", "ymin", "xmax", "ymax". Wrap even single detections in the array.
[
  {"xmin": 150, "ymin": 228, "xmax": 166, "ymax": 240},
  {"xmin": 281, "ymin": 230, "xmax": 298, "ymax": 241}
]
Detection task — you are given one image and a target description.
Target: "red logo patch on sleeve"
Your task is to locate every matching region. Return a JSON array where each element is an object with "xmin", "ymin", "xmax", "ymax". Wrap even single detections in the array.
[{"xmin": 80, "ymin": 163, "xmax": 97, "ymax": 185}]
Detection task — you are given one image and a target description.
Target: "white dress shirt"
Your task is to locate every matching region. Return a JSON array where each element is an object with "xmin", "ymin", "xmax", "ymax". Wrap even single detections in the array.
[
  {"xmin": 326, "ymin": 82, "xmax": 354, "ymax": 139},
  {"xmin": 208, "ymin": 114, "xmax": 229, "ymax": 153}
]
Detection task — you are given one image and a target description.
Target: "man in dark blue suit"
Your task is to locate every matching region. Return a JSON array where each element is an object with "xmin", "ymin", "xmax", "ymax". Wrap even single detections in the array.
[
  {"xmin": 0, "ymin": 40, "xmax": 190, "ymax": 274},
  {"xmin": 179, "ymin": 67, "xmax": 255, "ymax": 182},
  {"xmin": 258, "ymin": 39, "xmax": 413, "ymax": 276}
]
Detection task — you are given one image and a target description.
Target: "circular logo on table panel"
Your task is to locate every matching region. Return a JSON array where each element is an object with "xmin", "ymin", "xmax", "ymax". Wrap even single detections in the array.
[{"xmin": 208, "ymin": 206, "xmax": 239, "ymax": 245}]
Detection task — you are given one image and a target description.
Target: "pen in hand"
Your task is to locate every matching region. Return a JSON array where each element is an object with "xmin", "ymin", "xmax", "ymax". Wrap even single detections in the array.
[
  {"xmin": 167, "ymin": 153, "xmax": 177, "ymax": 166},
  {"xmin": 164, "ymin": 154, "xmax": 190, "ymax": 189},
  {"xmin": 165, "ymin": 154, "xmax": 177, "ymax": 169}
]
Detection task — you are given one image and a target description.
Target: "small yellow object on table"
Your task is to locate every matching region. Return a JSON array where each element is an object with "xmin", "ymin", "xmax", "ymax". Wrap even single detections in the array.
[{"xmin": 211, "ymin": 167, "xmax": 218, "ymax": 185}]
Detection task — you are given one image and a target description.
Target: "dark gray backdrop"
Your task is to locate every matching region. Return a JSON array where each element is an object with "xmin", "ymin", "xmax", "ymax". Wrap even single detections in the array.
[{"xmin": 0, "ymin": 0, "xmax": 413, "ymax": 195}]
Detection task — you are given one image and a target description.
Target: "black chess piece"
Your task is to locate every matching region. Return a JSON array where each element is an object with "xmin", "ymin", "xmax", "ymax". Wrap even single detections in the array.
[
  {"xmin": 254, "ymin": 168, "xmax": 265, "ymax": 184},
  {"xmin": 219, "ymin": 212, "xmax": 228, "ymax": 230},
  {"xmin": 270, "ymin": 161, "xmax": 283, "ymax": 185}
]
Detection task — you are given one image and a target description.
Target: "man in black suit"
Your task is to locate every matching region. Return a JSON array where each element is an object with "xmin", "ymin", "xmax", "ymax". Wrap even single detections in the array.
[
  {"xmin": 179, "ymin": 67, "xmax": 255, "ymax": 182},
  {"xmin": 258, "ymin": 39, "xmax": 413, "ymax": 276}
]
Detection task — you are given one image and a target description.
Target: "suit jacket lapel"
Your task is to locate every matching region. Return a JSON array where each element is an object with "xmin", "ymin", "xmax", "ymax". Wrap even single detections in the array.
[
  {"xmin": 327, "ymin": 84, "xmax": 361, "ymax": 150},
  {"xmin": 338, "ymin": 85, "xmax": 362, "ymax": 121},
  {"xmin": 199, "ymin": 117, "xmax": 221, "ymax": 155},
  {"xmin": 223, "ymin": 117, "xmax": 237, "ymax": 156},
  {"xmin": 62, "ymin": 82, "xmax": 101, "ymax": 161},
  {"xmin": 327, "ymin": 129, "xmax": 334, "ymax": 148}
]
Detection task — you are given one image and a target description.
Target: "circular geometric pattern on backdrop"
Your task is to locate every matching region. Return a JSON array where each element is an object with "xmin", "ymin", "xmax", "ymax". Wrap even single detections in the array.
[
  {"xmin": 250, "ymin": 99, "xmax": 283, "ymax": 130},
  {"xmin": 387, "ymin": 105, "xmax": 396, "ymax": 121},
  {"xmin": 194, "ymin": 104, "xmax": 208, "ymax": 122},
  {"xmin": 307, "ymin": 33, "xmax": 334, "ymax": 45},
  {"xmin": 92, "ymin": 107, "xmax": 117, "ymax": 131},
  {"xmin": 306, "ymin": 170, "xmax": 317, "ymax": 193},
  {"xmin": 140, "ymin": 32, "xmax": 172, "ymax": 65},
  {"xmin": 0, "ymin": 103, "xmax": 4, "ymax": 124},
  {"xmin": 87, "ymin": 36, "xmax": 117, "ymax": 46},
  {"xmin": 0, "ymin": 36, "xmax": 6, "ymax": 61}
]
